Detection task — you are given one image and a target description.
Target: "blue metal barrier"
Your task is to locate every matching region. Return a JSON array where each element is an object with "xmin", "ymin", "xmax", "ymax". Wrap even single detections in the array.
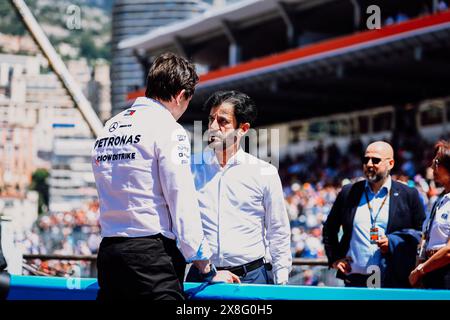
[{"xmin": 3, "ymin": 274, "xmax": 450, "ymax": 300}]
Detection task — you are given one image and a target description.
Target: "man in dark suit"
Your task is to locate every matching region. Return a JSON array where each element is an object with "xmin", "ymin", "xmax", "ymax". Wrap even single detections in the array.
[{"xmin": 323, "ymin": 141, "xmax": 425, "ymax": 288}]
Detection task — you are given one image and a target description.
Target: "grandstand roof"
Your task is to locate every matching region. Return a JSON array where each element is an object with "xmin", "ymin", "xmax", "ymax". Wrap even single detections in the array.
[
  {"xmin": 119, "ymin": 0, "xmax": 318, "ymax": 51},
  {"xmin": 122, "ymin": 2, "xmax": 450, "ymax": 126},
  {"xmin": 197, "ymin": 12, "xmax": 450, "ymax": 89},
  {"xmin": 125, "ymin": 11, "xmax": 450, "ymax": 125}
]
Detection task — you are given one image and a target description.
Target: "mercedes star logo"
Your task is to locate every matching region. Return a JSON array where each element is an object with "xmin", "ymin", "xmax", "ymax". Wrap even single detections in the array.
[{"xmin": 109, "ymin": 122, "xmax": 119, "ymax": 132}]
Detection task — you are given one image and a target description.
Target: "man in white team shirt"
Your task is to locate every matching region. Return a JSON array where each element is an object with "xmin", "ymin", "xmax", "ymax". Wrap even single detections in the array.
[
  {"xmin": 188, "ymin": 91, "xmax": 292, "ymax": 285},
  {"xmin": 92, "ymin": 53, "xmax": 239, "ymax": 301}
]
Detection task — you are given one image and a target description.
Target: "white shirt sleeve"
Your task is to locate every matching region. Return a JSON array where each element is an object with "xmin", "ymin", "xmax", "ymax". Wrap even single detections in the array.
[
  {"xmin": 263, "ymin": 167, "xmax": 292, "ymax": 284},
  {"xmin": 156, "ymin": 125, "xmax": 211, "ymax": 261}
]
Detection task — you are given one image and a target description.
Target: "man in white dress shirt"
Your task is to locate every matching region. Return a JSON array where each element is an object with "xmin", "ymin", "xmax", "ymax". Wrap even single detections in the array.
[
  {"xmin": 92, "ymin": 53, "xmax": 238, "ymax": 301},
  {"xmin": 187, "ymin": 91, "xmax": 292, "ymax": 285}
]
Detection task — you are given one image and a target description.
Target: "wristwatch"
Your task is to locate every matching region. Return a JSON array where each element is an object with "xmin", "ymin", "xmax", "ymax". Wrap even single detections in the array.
[{"xmin": 201, "ymin": 263, "xmax": 218, "ymax": 283}]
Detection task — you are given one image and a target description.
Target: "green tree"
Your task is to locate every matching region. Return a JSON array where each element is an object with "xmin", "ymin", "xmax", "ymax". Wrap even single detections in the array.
[
  {"xmin": 79, "ymin": 31, "xmax": 98, "ymax": 61},
  {"xmin": 0, "ymin": 1, "xmax": 26, "ymax": 35},
  {"xmin": 97, "ymin": 41, "xmax": 111, "ymax": 61},
  {"xmin": 29, "ymin": 168, "xmax": 49, "ymax": 214},
  {"xmin": 0, "ymin": 0, "xmax": 37, "ymax": 36}
]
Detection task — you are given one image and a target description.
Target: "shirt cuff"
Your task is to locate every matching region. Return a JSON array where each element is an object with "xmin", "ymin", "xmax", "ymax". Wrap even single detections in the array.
[
  {"xmin": 186, "ymin": 238, "xmax": 212, "ymax": 263},
  {"xmin": 273, "ymin": 268, "xmax": 289, "ymax": 284}
]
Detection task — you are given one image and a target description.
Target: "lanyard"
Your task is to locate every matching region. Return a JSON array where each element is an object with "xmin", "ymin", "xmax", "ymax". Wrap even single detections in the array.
[
  {"xmin": 423, "ymin": 194, "xmax": 444, "ymax": 243},
  {"xmin": 364, "ymin": 188, "xmax": 390, "ymax": 228},
  {"xmin": 418, "ymin": 194, "xmax": 443, "ymax": 259}
]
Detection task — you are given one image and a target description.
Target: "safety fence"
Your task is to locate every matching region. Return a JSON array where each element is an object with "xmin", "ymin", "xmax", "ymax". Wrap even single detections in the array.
[
  {"xmin": 2, "ymin": 273, "xmax": 449, "ymax": 300},
  {"xmin": 22, "ymin": 255, "xmax": 332, "ymax": 285}
]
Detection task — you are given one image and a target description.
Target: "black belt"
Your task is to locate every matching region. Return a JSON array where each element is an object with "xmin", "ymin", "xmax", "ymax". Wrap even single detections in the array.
[
  {"xmin": 101, "ymin": 233, "xmax": 164, "ymax": 244},
  {"xmin": 217, "ymin": 258, "xmax": 264, "ymax": 277}
]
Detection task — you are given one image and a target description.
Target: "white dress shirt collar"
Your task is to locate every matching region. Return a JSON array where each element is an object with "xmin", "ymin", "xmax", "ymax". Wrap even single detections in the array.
[
  {"xmin": 203, "ymin": 146, "xmax": 247, "ymax": 168},
  {"xmin": 365, "ymin": 175, "xmax": 392, "ymax": 196}
]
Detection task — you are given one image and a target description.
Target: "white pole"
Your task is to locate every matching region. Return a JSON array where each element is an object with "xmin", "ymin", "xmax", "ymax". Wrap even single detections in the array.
[{"xmin": 10, "ymin": 0, "xmax": 104, "ymax": 137}]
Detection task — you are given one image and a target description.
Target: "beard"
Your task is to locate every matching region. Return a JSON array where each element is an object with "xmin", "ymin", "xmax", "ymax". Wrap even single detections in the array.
[
  {"xmin": 207, "ymin": 130, "xmax": 238, "ymax": 151},
  {"xmin": 365, "ymin": 167, "xmax": 389, "ymax": 183}
]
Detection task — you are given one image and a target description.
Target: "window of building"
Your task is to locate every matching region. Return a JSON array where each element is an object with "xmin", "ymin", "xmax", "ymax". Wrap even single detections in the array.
[
  {"xmin": 373, "ymin": 111, "xmax": 393, "ymax": 132},
  {"xmin": 420, "ymin": 104, "xmax": 443, "ymax": 126},
  {"xmin": 329, "ymin": 118, "xmax": 350, "ymax": 137},
  {"xmin": 358, "ymin": 115, "xmax": 370, "ymax": 134},
  {"xmin": 309, "ymin": 121, "xmax": 328, "ymax": 139},
  {"xmin": 289, "ymin": 124, "xmax": 306, "ymax": 143}
]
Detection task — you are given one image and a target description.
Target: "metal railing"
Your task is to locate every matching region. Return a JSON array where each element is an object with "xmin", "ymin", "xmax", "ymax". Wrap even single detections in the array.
[
  {"xmin": 23, "ymin": 254, "xmax": 98, "ymax": 278},
  {"xmin": 22, "ymin": 254, "xmax": 329, "ymax": 279},
  {"xmin": 23, "ymin": 254, "xmax": 97, "ymax": 261},
  {"xmin": 292, "ymin": 258, "xmax": 328, "ymax": 266}
]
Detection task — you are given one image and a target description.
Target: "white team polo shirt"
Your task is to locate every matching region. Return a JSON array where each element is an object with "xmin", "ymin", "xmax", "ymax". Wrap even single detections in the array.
[
  {"xmin": 426, "ymin": 192, "xmax": 450, "ymax": 250},
  {"xmin": 92, "ymin": 97, "xmax": 211, "ymax": 261}
]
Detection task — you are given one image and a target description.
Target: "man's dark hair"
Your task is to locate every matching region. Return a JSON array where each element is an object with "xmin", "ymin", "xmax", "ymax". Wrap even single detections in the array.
[
  {"xmin": 203, "ymin": 90, "xmax": 257, "ymax": 126},
  {"xmin": 434, "ymin": 140, "xmax": 450, "ymax": 172},
  {"xmin": 145, "ymin": 52, "xmax": 199, "ymax": 101}
]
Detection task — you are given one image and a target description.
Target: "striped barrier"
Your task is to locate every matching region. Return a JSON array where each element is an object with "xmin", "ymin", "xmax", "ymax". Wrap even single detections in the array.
[{"xmin": 1, "ymin": 273, "xmax": 449, "ymax": 300}]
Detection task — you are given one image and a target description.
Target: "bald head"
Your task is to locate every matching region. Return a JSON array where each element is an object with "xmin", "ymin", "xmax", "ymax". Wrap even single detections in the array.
[
  {"xmin": 366, "ymin": 141, "xmax": 394, "ymax": 159},
  {"xmin": 363, "ymin": 141, "xmax": 395, "ymax": 186}
]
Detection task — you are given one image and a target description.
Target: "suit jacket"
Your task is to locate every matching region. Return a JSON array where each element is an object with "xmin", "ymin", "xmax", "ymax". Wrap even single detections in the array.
[
  {"xmin": 323, "ymin": 179, "xmax": 425, "ymax": 287},
  {"xmin": 381, "ymin": 228, "xmax": 422, "ymax": 288}
]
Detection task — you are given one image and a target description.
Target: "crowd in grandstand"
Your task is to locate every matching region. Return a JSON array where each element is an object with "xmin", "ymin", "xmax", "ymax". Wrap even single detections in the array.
[
  {"xmin": 383, "ymin": 0, "xmax": 449, "ymax": 26},
  {"xmin": 281, "ymin": 135, "xmax": 447, "ymax": 261},
  {"xmin": 16, "ymin": 201, "xmax": 101, "ymax": 277},
  {"xmin": 14, "ymin": 133, "xmax": 449, "ymax": 282}
]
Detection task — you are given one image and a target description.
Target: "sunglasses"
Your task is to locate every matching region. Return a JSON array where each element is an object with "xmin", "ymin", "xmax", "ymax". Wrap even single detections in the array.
[
  {"xmin": 363, "ymin": 157, "xmax": 390, "ymax": 165},
  {"xmin": 431, "ymin": 158, "xmax": 439, "ymax": 168}
]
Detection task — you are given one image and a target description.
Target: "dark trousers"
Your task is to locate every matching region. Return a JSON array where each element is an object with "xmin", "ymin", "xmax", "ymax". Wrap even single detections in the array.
[
  {"xmin": 96, "ymin": 234, "xmax": 186, "ymax": 300},
  {"xmin": 343, "ymin": 274, "xmax": 371, "ymax": 288},
  {"xmin": 186, "ymin": 263, "xmax": 274, "ymax": 284},
  {"xmin": 423, "ymin": 265, "xmax": 450, "ymax": 289}
]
